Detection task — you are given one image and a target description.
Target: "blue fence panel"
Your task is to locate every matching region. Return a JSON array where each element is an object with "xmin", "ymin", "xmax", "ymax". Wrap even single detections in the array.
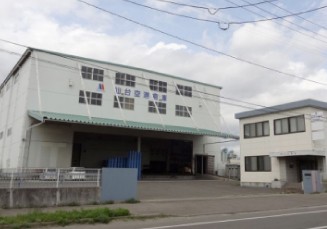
[
  {"xmin": 127, "ymin": 151, "xmax": 142, "ymax": 179},
  {"xmin": 106, "ymin": 151, "xmax": 142, "ymax": 180}
]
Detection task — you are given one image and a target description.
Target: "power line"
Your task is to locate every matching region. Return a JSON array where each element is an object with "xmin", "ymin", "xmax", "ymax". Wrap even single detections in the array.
[
  {"xmin": 224, "ymin": 0, "xmax": 327, "ymax": 47},
  {"xmin": 0, "ymin": 47, "xmax": 321, "ymax": 123},
  {"xmin": 0, "ymin": 48, "xmax": 288, "ymax": 113},
  {"xmin": 148, "ymin": 0, "xmax": 277, "ymax": 15},
  {"xmin": 120, "ymin": 0, "xmax": 227, "ymax": 26},
  {"xmin": 75, "ymin": 0, "xmax": 327, "ymax": 87},
  {"xmin": 230, "ymin": 4, "xmax": 327, "ymax": 25},
  {"xmin": 0, "ymin": 47, "xmax": 263, "ymax": 136},
  {"xmin": 121, "ymin": 0, "xmax": 327, "ymax": 33},
  {"xmin": 268, "ymin": 1, "xmax": 327, "ymax": 31},
  {"xmin": 1, "ymin": 47, "xmax": 325, "ymax": 140},
  {"xmin": 234, "ymin": 0, "xmax": 327, "ymax": 43},
  {"xmin": 208, "ymin": 0, "xmax": 327, "ymax": 58}
]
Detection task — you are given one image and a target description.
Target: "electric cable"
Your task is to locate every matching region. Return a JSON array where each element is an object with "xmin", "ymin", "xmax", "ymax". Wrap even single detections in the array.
[
  {"xmin": 226, "ymin": 0, "xmax": 327, "ymax": 46},
  {"xmin": 121, "ymin": 0, "xmax": 327, "ymax": 33},
  {"xmin": 268, "ymin": 1, "xmax": 327, "ymax": 31},
  {"xmin": 75, "ymin": 0, "xmax": 327, "ymax": 87},
  {"xmin": 235, "ymin": 0, "xmax": 327, "ymax": 42},
  {"xmin": 0, "ymin": 47, "xmax": 321, "ymax": 122},
  {"xmin": 120, "ymin": 0, "xmax": 227, "ymax": 26},
  {"xmin": 147, "ymin": 0, "xmax": 278, "ymax": 15},
  {"xmin": 230, "ymin": 4, "xmax": 327, "ymax": 25}
]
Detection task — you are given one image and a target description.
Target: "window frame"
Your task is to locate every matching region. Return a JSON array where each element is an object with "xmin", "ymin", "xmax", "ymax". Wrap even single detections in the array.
[
  {"xmin": 78, "ymin": 90, "xmax": 102, "ymax": 106},
  {"xmin": 149, "ymin": 79, "xmax": 167, "ymax": 93},
  {"xmin": 113, "ymin": 96, "xmax": 135, "ymax": 110},
  {"xmin": 176, "ymin": 84, "xmax": 192, "ymax": 97},
  {"xmin": 81, "ymin": 66, "xmax": 104, "ymax": 82},
  {"xmin": 274, "ymin": 115, "xmax": 306, "ymax": 135},
  {"xmin": 148, "ymin": 101, "xmax": 166, "ymax": 114},
  {"xmin": 115, "ymin": 72, "xmax": 136, "ymax": 87},
  {"xmin": 175, "ymin": 105, "xmax": 192, "ymax": 117},
  {"xmin": 244, "ymin": 121, "xmax": 270, "ymax": 139},
  {"xmin": 245, "ymin": 155, "xmax": 271, "ymax": 172}
]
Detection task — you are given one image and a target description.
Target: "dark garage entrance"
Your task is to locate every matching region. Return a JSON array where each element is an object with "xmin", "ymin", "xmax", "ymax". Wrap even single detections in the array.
[
  {"xmin": 72, "ymin": 132, "xmax": 137, "ymax": 168},
  {"xmin": 72, "ymin": 132, "xmax": 193, "ymax": 175},
  {"xmin": 141, "ymin": 138, "xmax": 193, "ymax": 175}
]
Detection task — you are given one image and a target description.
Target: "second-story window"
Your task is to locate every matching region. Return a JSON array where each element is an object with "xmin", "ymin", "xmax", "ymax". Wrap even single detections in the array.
[
  {"xmin": 149, "ymin": 79, "xmax": 167, "ymax": 93},
  {"xmin": 79, "ymin": 90, "xmax": 102, "ymax": 106},
  {"xmin": 113, "ymin": 96, "xmax": 134, "ymax": 110},
  {"xmin": 149, "ymin": 101, "xmax": 166, "ymax": 114},
  {"xmin": 176, "ymin": 105, "xmax": 192, "ymax": 117},
  {"xmin": 176, "ymin": 84, "xmax": 192, "ymax": 97},
  {"xmin": 81, "ymin": 66, "xmax": 104, "ymax": 82},
  {"xmin": 244, "ymin": 121, "xmax": 269, "ymax": 138},
  {"xmin": 115, "ymin": 72, "xmax": 136, "ymax": 87},
  {"xmin": 274, "ymin": 115, "xmax": 305, "ymax": 135}
]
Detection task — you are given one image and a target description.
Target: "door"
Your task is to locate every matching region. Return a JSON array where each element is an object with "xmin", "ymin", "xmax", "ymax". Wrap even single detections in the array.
[
  {"xmin": 195, "ymin": 155, "xmax": 214, "ymax": 175},
  {"xmin": 71, "ymin": 143, "xmax": 82, "ymax": 167},
  {"xmin": 298, "ymin": 159, "xmax": 317, "ymax": 181}
]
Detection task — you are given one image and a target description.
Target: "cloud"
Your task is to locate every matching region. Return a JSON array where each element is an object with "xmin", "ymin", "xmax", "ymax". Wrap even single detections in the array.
[
  {"xmin": 146, "ymin": 42, "xmax": 187, "ymax": 55},
  {"xmin": 0, "ymin": 0, "xmax": 326, "ymax": 138}
]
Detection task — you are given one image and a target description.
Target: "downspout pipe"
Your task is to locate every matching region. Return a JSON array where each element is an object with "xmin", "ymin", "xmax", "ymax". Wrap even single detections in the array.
[{"xmin": 24, "ymin": 119, "xmax": 45, "ymax": 167}]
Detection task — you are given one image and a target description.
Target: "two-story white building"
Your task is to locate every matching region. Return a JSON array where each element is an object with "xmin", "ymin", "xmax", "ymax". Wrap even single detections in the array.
[
  {"xmin": 0, "ymin": 48, "xmax": 237, "ymax": 176},
  {"xmin": 235, "ymin": 99, "xmax": 327, "ymax": 188}
]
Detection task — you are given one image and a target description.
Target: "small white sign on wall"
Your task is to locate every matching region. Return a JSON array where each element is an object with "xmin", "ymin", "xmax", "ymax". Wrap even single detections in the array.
[
  {"xmin": 312, "ymin": 121, "xmax": 324, "ymax": 131},
  {"xmin": 311, "ymin": 111, "xmax": 325, "ymax": 122},
  {"xmin": 312, "ymin": 131, "xmax": 325, "ymax": 141}
]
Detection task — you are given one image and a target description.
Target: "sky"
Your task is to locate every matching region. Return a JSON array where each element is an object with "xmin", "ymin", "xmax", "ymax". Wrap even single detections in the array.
[{"xmin": 1, "ymin": 0, "xmax": 327, "ymax": 151}]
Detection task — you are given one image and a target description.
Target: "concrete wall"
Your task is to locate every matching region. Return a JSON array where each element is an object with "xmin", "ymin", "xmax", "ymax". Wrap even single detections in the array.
[
  {"xmin": 0, "ymin": 188, "xmax": 99, "ymax": 208},
  {"xmin": 26, "ymin": 122, "xmax": 73, "ymax": 168}
]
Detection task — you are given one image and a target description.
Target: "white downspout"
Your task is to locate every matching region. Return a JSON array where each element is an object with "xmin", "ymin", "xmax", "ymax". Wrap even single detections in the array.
[{"xmin": 34, "ymin": 53, "xmax": 43, "ymax": 115}]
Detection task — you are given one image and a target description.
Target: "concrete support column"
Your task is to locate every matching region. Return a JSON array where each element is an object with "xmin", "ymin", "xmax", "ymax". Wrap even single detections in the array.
[
  {"xmin": 324, "ymin": 156, "xmax": 327, "ymax": 181},
  {"xmin": 137, "ymin": 137, "xmax": 141, "ymax": 152}
]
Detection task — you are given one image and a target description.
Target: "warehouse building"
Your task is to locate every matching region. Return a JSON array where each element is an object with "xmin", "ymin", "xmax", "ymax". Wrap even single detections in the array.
[
  {"xmin": 235, "ymin": 99, "xmax": 327, "ymax": 188},
  {"xmin": 0, "ymin": 48, "xmax": 237, "ymax": 175}
]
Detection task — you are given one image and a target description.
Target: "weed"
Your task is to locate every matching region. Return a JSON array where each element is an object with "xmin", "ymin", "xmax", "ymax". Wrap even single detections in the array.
[
  {"xmin": 0, "ymin": 207, "xmax": 130, "ymax": 227},
  {"xmin": 123, "ymin": 198, "xmax": 140, "ymax": 204},
  {"xmin": 65, "ymin": 202, "xmax": 81, "ymax": 206},
  {"xmin": 101, "ymin": 200, "xmax": 114, "ymax": 205}
]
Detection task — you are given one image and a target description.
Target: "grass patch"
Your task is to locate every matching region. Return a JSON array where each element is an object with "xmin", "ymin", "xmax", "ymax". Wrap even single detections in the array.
[
  {"xmin": 123, "ymin": 198, "xmax": 140, "ymax": 204},
  {"xmin": 0, "ymin": 207, "xmax": 130, "ymax": 228},
  {"xmin": 58, "ymin": 202, "xmax": 81, "ymax": 207},
  {"xmin": 101, "ymin": 200, "xmax": 114, "ymax": 205}
]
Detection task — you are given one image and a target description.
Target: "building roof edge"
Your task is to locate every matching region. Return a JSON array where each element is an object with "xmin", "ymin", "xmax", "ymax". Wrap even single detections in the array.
[
  {"xmin": 29, "ymin": 47, "xmax": 223, "ymax": 90},
  {"xmin": 235, "ymin": 99, "xmax": 327, "ymax": 119}
]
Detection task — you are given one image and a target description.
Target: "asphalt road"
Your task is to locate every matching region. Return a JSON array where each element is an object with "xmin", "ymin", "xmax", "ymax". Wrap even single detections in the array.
[{"xmin": 137, "ymin": 208, "xmax": 327, "ymax": 229}]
